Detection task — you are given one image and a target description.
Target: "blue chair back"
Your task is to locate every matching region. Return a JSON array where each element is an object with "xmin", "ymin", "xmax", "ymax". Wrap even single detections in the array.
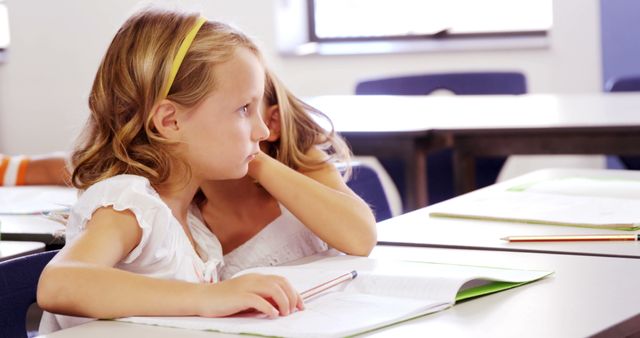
[
  {"xmin": 346, "ymin": 163, "xmax": 393, "ymax": 222},
  {"xmin": 355, "ymin": 71, "xmax": 527, "ymax": 205},
  {"xmin": 0, "ymin": 250, "xmax": 59, "ymax": 338},
  {"xmin": 605, "ymin": 75, "xmax": 640, "ymax": 93},
  {"xmin": 356, "ymin": 72, "xmax": 527, "ymax": 96},
  {"xmin": 604, "ymin": 75, "xmax": 640, "ymax": 169}
]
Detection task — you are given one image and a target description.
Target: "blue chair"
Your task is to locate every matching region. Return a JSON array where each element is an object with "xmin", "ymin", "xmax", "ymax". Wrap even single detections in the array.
[
  {"xmin": 0, "ymin": 250, "xmax": 59, "ymax": 338},
  {"xmin": 355, "ymin": 72, "xmax": 527, "ymax": 204},
  {"xmin": 605, "ymin": 75, "xmax": 640, "ymax": 93},
  {"xmin": 346, "ymin": 161, "xmax": 395, "ymax": 222},
  {"xmin": 356, "ymin": 72, "xmax": 527, "ymax": 96},
  {"xmin": 604, "ymin": 75, "xmax": 640, "ymax": 170}
]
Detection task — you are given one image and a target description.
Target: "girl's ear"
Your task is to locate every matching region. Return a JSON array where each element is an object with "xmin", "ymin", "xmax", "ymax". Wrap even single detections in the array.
[
  {"xmin": 264, "ymin": 104, "xmax": 281, "ymax": 142},
  {"xmin": 151, "ymin": 100, "xmax": 181, "ymax": 140}
]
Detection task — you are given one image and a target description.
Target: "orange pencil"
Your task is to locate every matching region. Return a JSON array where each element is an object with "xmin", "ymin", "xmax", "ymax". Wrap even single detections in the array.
[{"xmin": 501, "ymin": 234, "xmax": 640, "ymax": 242}]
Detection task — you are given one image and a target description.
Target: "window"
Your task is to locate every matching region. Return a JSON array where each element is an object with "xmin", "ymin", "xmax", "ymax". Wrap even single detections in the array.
[
  {"xmin": 309, "ymin": 0, "xmax": 552, "ymax": 41},
  {"xmin": 276, "ymin": 0, "xmax": 552, "ymax": 56},
  {"xmin": 0, "ymin": 1, "xmax": 8, "ymax": 50}
]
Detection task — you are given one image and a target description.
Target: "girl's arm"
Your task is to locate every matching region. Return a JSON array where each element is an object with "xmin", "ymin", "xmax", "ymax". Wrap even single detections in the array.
[
  {"xmin": 26, "ymin": 155, "xmax": 71, "ymax": 185},
  {"xmin": 248, "ymin": 149, "xmax": 377, "ymax": 256},
  {"xmin": 0, "ymin": 153, "xmax": 70, "ymax": 186},
  {"xmin": 37, "ymin": 207, "xmax": 302, "ymax": 319}
]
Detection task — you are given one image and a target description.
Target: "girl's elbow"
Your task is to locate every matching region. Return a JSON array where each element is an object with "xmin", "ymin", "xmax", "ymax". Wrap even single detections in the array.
[
  {"xmin": 354, "ymin": 234, "xmax": 377, "ymax": 256},
  {"xmin": 342, "ymin": 240, "xmax": 375, "ymax": 256},
  {"xmin": 344, "ymin": 223, "xmax": 377, "ymax": 256},
  {"xmin": 37, "ymin": 266, "xmax": 69, "ymax": 312}
]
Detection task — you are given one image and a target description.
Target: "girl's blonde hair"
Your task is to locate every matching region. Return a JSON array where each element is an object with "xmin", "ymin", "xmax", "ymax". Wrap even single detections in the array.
[
  {"xmin": 262, "ymin": 69, "xmax": 352, "ymax": 176},
  {"xmin": 71, "ymin": 8, "xmax": 261, "ymax": 190}
]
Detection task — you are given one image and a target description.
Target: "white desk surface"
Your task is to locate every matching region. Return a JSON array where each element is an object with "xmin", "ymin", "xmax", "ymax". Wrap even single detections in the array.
[
  {"xmin": 378, "ymin": 168, "xmax": 640, "ymax": 258},
  {"xmin": 0, "ymin": 185, "xmax": 73, "ymax": 244},
  {"xmin": 0, "ymin": 214, "xmax": 65, "ymax": 244},
  {"xmin": 37, "ymin": 245, "xmax": 640, "ymax": 338},
  {"xmin": 309, "ymin": 92, "xmax": 640, "ymax": 133},
  {"xmin": 0, "ymin": 240, "xmax": 45, "ymax": 261}
]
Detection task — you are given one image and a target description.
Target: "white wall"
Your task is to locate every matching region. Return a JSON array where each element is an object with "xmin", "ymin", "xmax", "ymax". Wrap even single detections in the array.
[{"xmin": 0, "ymin": 0, "xmax": 602, "ymax": 154}]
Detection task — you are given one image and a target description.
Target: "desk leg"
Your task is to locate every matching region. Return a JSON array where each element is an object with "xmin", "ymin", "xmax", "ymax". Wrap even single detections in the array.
[
  {"xmin": 453, "ymin": 151, "xmax": 476, "ymax": 195},
  {"xmin": 415, "ymin": 148, "xmax": 428, "ymax": 209},
  {"xmin": 402, "ymin": 145, "xmax": 428, "ymax": 212}
]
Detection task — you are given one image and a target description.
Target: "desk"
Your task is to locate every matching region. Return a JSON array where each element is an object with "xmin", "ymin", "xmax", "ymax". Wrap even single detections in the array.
[
  {"xmin": 309, "ymin": 93, "xmax": 640, "ymax": 209},
  {"xmin": 0, "ymin": 215, "xmax": 65, "ymax": 245},
  {"xmin": 0, "ymin": 185, "xmax": 74, "ymax": 245},
  {"xmin": 0, "ymin": 240, "xmax": 45, "ymax": 261},
  {"xmin": 37, "ymin": 245, "xmax": 640, "ymax": 337},
  {"xmin": 377, "ymin": 168, "xmax": 640, "ymax": 258}
]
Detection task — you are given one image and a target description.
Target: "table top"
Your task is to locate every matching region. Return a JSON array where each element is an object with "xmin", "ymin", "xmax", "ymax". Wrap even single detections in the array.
[
  {"xmin": 0, "ymin": 185, "xmax": 73, "ymax": 244},
  {"xmin": 308, "ymin": 92, "xmax": 640, "ymax": 133},
  {"xmin": 0, "ymin": 240, "xmax": 45, "ymax": 261},
  {"xmin": 0, "ymin": 215, "xmax": 65, "ymax": 245},
  {"xmin": 37, "ymin": 245, "xmax": 640, "ymax": 338},
  {"xmin": 378, "ymin": 168, "xmax": 640, "ymax": 258}
]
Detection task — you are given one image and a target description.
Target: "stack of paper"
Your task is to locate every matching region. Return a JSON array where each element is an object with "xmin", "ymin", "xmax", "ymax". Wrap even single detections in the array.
[{"xmin": 430, "ymin": 176, "xmax": 640, "ymax": 230}]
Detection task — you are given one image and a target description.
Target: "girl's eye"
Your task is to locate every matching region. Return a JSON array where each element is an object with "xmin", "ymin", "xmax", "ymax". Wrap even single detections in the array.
[{"xmin": 239, "ymin": 105, "xmax": 250, "ymax": 116}]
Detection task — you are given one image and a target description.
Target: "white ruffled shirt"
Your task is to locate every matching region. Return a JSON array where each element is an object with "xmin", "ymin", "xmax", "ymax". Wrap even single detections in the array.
[
  {"xmin": 215, "ymin": 203, "xmax": 328, "ymax": 280},
  {"xmin": 39, "ymin": 175, "xmax": 223, "ymax": 334}
]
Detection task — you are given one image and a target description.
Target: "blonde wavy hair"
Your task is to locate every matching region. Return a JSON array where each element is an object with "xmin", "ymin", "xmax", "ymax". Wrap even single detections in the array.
[
  {"xmin": 71, "ymin": 8, "xmax": 261, "ymax": 190},
  {"xmin": 262, "ymin": 69, "xmax": 352, "ymax": 177}
]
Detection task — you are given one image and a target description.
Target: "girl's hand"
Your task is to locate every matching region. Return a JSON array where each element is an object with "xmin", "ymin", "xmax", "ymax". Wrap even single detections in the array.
[
  {"xmin": 197, "ymin": 273, "xmax": 304, "ymax": 318},
  {"xmin": 247, "ymin": 150, "xmax": 270, "ymax": 180}
]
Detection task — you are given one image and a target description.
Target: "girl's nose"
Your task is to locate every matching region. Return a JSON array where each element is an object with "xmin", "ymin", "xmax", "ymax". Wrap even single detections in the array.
[{"xmin": 252, "ymin": 112, "xmax": 270, "ymax": 142}]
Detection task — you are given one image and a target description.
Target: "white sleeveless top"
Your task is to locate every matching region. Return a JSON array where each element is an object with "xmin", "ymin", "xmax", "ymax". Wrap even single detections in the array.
[
  {"xmin": 39, "ymin": 175, "xmax": 224, "ymax": 334},
  {"xmin": 216, "ymin": 203, "xmax": 329, "ymax": 280}
]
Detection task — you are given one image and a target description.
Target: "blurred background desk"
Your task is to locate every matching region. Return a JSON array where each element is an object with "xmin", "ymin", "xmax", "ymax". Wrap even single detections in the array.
[
  {"xmin": 0, "ymin": 215, "xmax": 64, "ymax": 247},
  {"xmin": 377, "ymin": 168, "xmax": 640, "ymax": 259},
  {"xmin": 0, "ymin": 185, "xmax": 73, "ymax": 248},
  {"xmin": 0, "ymin": 241, "xmax": 45, "ymax": 261},
  {"xmin": 310, "ymin": 93, "xmax": 640, "ymax": 210}
]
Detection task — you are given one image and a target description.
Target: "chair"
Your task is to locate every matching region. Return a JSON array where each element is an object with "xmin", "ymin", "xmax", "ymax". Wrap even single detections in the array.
[
  {"xmin": 0, "ymin": 250, "xmax": 59, "ymax": 338},
  {"xmin": 356, "ymin": 72, "xmax": 527, "ymax": 96},
  {"xmin": 345, "ymin": 160, "xmax": 400, "ymax": 222},
  {"xmin": 604, "ymin": 75, "xmax": 640, "ymax": 170},
  {"xmin": 605, "ymin": 75, "xmax": 640, "ymax": 93},
  {"xmin": 355, "ymin": 72, "xmax": 527, "ymax": 205}
]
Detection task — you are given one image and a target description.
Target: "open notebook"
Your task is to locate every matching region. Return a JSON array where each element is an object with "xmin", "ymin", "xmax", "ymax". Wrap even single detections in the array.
[
  {"xmin": 430, "ymin": 176, "xmax": 640, "ymax": 231},
  {"xmin": 119, "ymin": 255, "xmax": 551, "ymax": 338}
]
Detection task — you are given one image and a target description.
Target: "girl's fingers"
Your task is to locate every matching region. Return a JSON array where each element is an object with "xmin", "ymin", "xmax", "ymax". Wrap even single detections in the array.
[
  {"xmin": 274, "ymin": 275, "xmax": 302, "ymax": 314},
  {"xmin": 245, "ymin": 294, "xmax": 279, "ymax": 318},
  {"xmin": 263, "ymin": 280, "xmax": 291, "ymax": 316},
  {"xmin": 296, "ymin": 291, "xmax": 305, "ymax": 311}
]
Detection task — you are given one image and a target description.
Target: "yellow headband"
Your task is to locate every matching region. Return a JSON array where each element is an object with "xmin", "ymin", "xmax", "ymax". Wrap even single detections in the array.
[{"xmin": 161, "ymin": 17, "xmax": 207, "ymax": 99}]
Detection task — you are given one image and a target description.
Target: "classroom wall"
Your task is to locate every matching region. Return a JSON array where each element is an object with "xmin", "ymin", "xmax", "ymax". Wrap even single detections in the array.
[{"xmin": 0, "ymin": 0, "xmax": 602, "ymax": 154}]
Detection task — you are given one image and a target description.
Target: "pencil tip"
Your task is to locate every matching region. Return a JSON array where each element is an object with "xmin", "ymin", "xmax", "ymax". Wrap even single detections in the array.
[{"xmin": 351, "ymin": 270, "xmax": 358, "ymax": 279}]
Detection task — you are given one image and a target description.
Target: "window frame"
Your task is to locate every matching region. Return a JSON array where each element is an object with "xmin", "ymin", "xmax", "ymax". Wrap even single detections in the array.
[{"xmin": 306, "ymin": 0, "xmax": 549, "ymax": 43}]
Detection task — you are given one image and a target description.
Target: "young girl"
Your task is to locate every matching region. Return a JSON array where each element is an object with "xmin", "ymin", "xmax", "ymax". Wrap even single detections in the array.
[
  {"xmin": 7, "ymin": 65, "xmax": 378, "ymax": 282},
  {"xmin": 37, "ymin": 8, "xmax": 304, "ymax": 333}
]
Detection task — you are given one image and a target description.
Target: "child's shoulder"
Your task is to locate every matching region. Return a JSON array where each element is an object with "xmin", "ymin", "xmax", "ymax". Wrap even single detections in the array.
[
  {"xmin": 83, "ymin": 174, "xmax": 154, "ymax": 194},
  {"xmin": 74, "ymin": 174, "xmax": 162, "ymax": 214}
]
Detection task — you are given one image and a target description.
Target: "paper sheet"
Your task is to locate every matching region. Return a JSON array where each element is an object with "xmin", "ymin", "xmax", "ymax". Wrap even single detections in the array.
[{"xmin": 0, "ymin": 186, "xmax": 76, "ymax": 214}]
